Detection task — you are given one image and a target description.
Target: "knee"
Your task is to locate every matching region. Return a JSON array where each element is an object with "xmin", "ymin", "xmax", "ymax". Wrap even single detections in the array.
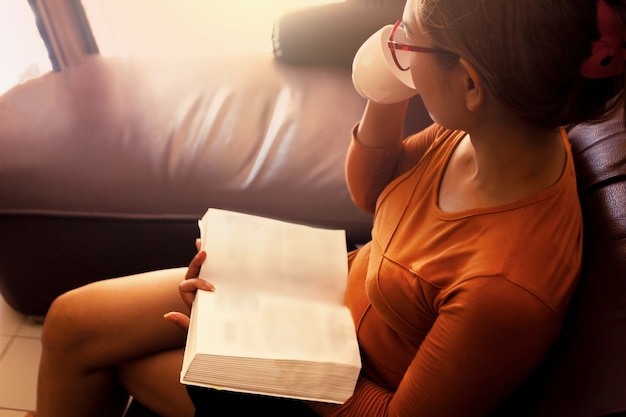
[{"xmin": 41, "ymin": 286, "xmax": 99, "ymax": 355}]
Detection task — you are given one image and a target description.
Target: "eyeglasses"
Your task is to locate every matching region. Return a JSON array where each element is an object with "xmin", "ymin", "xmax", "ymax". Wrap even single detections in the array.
[{"xmin": 387, "ymin": 20, "xmax": 457, "ymax": 71}]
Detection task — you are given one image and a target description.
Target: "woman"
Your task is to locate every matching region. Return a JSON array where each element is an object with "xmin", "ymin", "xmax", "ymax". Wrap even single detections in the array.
[{"xmin": 33, "ymin": 0, "xmax": 625, "ymax": 416}]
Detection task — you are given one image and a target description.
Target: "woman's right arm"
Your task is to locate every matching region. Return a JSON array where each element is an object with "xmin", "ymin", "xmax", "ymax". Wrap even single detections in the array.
[
  {"xmin": 346, "ymin": 100, "xmax": 435, "ymax": 212},
  {"xmin": 345, "ymin": 100, "xmax": 409, "ymax": 212},
  {"xmin": 355, "ymin": 100, "xmax": 410, "ymax": 148}
]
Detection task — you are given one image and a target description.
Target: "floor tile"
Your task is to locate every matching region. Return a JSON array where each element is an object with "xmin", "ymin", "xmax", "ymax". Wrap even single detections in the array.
[
  {"xmin": 15, "ymin": 318, "xmax": 43, "ymax": 339},
  {"xmin": 0, "ymin": 409, "xmax": 30, "ymax": 417},
  {"xmin": 0, "ymin": 298, "xmax": 23, "ymax": 336},
  {"xmin": 0, "ymin": 337, "xmax": 40, "ymax": 411},
  {"xmin": 0, "ymin": 336, "xmax": 10, "ymax": 360}
]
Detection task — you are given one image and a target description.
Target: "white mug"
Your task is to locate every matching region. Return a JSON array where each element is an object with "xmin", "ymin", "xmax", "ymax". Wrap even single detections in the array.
[{"xmin": 352, "ymin": 25, "xmax": 418, "ymax": 104}]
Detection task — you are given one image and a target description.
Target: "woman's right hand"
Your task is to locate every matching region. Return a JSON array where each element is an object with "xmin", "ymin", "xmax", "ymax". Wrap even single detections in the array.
[
  {"xmin": 164, "ymin": 240, "xmax": 214, "ymax": 329},
  {"xmin": 177, "ymin": 249, "xmax": 214, "ymax": 310}
]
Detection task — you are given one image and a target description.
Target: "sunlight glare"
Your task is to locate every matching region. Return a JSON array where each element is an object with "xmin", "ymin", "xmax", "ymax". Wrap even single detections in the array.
[
  {"xmin": 82, "ymin": 0, "xmax": 344, "ymax": 58},
  {"xmin": 0, "ymin": 1, "xmax": 52, "ymax": 95}
]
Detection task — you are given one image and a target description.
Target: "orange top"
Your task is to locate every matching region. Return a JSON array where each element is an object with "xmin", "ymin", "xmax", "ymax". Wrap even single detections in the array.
[{"xmin": 331, "ymin": 124, "xmax": 582, "ymax": 417}]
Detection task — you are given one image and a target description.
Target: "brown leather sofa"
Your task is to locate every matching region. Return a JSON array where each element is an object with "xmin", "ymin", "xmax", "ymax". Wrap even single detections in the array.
[
  {"xmin": 0, "ymin": 0, "xmax": 421, "ymax": 319},
  {"xmin": 0, "ymin": 53, "xmax": 381, "ymax": 317}
]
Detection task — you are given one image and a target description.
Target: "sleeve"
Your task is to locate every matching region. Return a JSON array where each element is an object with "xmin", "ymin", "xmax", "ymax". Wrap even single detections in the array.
[
  {"xmin": 345, "ymin": 123, "xmax": 441, "ymax": 213},
  {"xmin": 328, "ymin": 278, "xmax": 561, "ymax": 417}
]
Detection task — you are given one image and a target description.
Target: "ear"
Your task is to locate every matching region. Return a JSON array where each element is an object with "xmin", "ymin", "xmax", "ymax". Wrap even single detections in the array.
[{"xmin": 457, "ymin": 58, "xmax": 484, "ymax": 112}]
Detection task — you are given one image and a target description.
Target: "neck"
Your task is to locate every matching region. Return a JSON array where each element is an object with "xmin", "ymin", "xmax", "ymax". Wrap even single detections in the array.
[
  {"xmin": 470, "ymin": 122, "xmax": 563, "ymax": 181},
  {"xmin": 447, "ymin": 114, "xmax": 566, "ymax": 209}
]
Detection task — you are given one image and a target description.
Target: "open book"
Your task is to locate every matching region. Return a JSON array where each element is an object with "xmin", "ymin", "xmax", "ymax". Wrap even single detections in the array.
[{"xmin": 180, "ymin": 208, "xmax": 361, "ymax": 404}]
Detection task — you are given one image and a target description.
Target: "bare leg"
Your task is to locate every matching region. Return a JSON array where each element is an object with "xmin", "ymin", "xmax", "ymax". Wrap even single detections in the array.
[
  {"xmin": 36, "ymin": 267, "xmax": 193, "ymax": 417},
  {"xmin": 118, "ymin": 347, "xmax": 195, "ymax": 417}
]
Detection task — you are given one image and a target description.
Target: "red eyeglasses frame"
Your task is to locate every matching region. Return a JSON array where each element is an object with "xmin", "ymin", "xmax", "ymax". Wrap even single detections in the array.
[{"xmin": 387, "ymin": 20, "xmax": 457, "ymax": 71}]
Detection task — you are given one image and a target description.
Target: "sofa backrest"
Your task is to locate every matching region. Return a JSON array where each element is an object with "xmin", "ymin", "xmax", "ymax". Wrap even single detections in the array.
[
  {"xmin": 536, "ymin": 110, "xmax": 626, "ymax": 417},
  {"xmin": 492, "ymin": 110, "xmax": 626, "ymax": 417}
]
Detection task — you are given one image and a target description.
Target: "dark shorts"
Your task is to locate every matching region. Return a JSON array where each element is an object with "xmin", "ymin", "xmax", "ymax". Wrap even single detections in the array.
[{"xmin": 187, "ymin": 385, "xmax": 320, "ymax": 416}]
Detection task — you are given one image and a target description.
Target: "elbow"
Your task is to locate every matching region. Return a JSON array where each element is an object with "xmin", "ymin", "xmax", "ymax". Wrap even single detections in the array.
[{"xmin": 347, "ymin": 187, "xmax": 378, "ymax": 214}]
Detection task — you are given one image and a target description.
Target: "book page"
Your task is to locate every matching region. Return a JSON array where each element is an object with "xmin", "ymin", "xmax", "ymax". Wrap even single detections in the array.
[
  {"xmin": 198, "ymin": 208, "xmax": 348, "ymax": 305},
  {"xmin": 192, "ymin": 287, "xmax": 360, "ymax": 365}
]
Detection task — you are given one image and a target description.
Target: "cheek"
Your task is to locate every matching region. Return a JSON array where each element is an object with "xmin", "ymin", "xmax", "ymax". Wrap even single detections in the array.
[
  {"xmin": 409, "ymin": 68, "xmax": 452, "ymax": 127},
  {"xmin": 409, "ymin": 61, "xmax": 440, "ymax": 105},
  {"xmin": 409, "ymin": 54, "xmax": 438, "ymax": 93},
  {"xmin": 409, "ymin": 54, "xmax": 422, "ymax": 89}
]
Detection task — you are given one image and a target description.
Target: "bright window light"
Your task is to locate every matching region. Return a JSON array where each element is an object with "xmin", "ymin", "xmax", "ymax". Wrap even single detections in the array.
[
  {"xmin": 0, "ymin": 1, "xmax": 52, "ymax": 95},
  {"xmin": 81, "ymin": 0, "xmax": 343, "ymax": 58}
]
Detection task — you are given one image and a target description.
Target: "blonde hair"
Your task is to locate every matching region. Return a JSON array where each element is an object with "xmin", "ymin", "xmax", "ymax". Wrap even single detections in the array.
[{"xmin": 414, "ymin": 0, "xmax": 625, "ymax": 128}]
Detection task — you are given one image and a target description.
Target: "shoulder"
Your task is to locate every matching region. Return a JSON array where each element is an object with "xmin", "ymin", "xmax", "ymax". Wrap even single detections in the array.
[
  {"xmin": 398, "ymin": 125, "xmax": 465, "ymax": 172},
  {"xmin": 405, "ymin": 124, "xmax": 464, "ymax": 150}
]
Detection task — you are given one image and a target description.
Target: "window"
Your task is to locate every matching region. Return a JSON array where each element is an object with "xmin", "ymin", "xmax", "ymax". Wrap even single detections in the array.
[
  {"xmin": 0, "ymin": 0, "xmax": 342, "ymax": 94},
  {"xmin": 0, "ymin": 1, "xmax": 52, "ymax": 95}
]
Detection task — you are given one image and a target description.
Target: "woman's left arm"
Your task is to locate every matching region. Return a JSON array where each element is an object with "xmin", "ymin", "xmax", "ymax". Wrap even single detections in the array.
[{"xmin": 329, "ymin": 278, "xmax": 559, "ymax": 417}]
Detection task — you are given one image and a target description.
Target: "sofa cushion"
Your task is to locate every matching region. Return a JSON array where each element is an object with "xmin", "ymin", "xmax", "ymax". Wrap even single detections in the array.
[{"xmin": 272, "ymin": 0, "xmax": 405, "ymax": 67}]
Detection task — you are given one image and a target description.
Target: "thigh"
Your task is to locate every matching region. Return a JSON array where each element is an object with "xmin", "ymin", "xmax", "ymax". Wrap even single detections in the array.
[
  {"xmin": 187, "ymin": 386, "xmax": 319, "ymax": 417},
  {"xmin": 119, "ymin": 348, "xmax": 196, "ymax": 417},
  {"xmin": 46, "ymin": 267, "xmax": 191, "ymax": 367}
]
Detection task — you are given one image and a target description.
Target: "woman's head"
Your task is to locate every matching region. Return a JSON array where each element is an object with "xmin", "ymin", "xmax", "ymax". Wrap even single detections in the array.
[{"xmin": 409, "ymin": 0, "xmax": 625, "ymax": 128}]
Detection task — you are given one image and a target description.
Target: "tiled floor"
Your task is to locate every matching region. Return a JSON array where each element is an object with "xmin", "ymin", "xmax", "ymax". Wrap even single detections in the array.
[
  {"xmin": 0, "ymin": 295, "xmax": 150, "ymax": 417},
  {"xmin": 0, "ymin": 294, "xmax": 42, "ymax": 417}
]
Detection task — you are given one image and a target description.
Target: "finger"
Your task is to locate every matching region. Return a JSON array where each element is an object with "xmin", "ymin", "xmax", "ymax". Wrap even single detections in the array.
[
  {"xmin": 164, "ymin": 312, "xmax": 190, "ymax": 329},
  {"xmin": 180, "ymin": 278, "xmax": 215, "ymax": 293},
  {"xmin": 185, "ymin": 250, "xmax": 207, "ymax": 280},
  {"xmin": 179, "ymin": 278, "xmax": 214, "ymax": 308},
  {"xmin": 195, "ymin": 238, "xmax": 202, "ymax": 252}
]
